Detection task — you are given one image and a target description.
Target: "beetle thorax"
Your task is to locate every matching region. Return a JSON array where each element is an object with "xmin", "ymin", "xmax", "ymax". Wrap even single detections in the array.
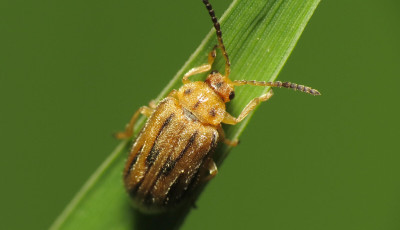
[{"xmin": 177, "ymin": 81, "xmax": 226, "ymax": 126}]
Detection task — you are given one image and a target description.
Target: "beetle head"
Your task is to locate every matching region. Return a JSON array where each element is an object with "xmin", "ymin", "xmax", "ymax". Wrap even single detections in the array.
[{"xmin": 205, "ymin": 71, "xmax": 235, "ymax": 103}]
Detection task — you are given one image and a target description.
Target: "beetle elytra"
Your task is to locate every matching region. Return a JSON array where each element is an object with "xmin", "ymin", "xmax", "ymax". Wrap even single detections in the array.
[{"xmin": 116, "ymin": 0, "xmax": 321, "ymax": 213}]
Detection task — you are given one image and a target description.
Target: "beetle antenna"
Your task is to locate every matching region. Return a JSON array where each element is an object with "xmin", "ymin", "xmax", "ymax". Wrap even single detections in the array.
[
  {"xmin": 203, "ymin": 0, "xmax": 231, "ymax": 77},
  {"xmin": 232, "ymin": 80, "xmax": 321, "ymax": 96}
]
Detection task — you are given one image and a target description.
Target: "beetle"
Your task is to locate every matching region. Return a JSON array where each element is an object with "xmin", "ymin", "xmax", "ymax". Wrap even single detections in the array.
[{"xmin": 116, "ymin": 0, "xmax": 321, "ymax": 213}]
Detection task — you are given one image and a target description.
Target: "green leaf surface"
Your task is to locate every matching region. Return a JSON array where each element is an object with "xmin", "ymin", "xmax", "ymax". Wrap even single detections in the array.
[{"xmin": 50, "ymin": 0, "xmax": 320, "ymax": 229}]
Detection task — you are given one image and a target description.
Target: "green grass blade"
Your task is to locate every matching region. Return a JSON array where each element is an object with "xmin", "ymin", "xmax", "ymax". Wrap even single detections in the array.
[{"xmin": 50, "ymin": 0, "xmax": 320, "ymax": 229}]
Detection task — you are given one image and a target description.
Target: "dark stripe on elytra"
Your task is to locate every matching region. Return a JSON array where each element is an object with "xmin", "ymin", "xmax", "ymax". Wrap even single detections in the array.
[
  {"xmin": 129, "ymin": 113, "xmax": 175, "ymax": 197},
  {"xmin": 129, "ymin": 177, "xmax": 144, "ymax": 197},
  {"xmin": 128, "ymin": 149, "xmax": 157, "ymax": 197},
  {"xmin": 162, "ymin": 132, "xmax": 215, "ymax": 206},
  {"xmin": 181, "ymin": 132, "xmax": 217, "ymax": 189},
  {"xmin": 190, "ymin": 132, "xmax": 217, "ymax": 177},
  {"xmin": 124, "ymin": 146, "xmax": 143, "ymax": 179},
  {"xmin": 161, "ymin": 131, "xmax": 198, "ymax": 176},
  {"xmin": 183, "ymin": 133, "xmax": 217, "ymax": 197},
  {"xmin": 185, "ymin": 170, "xmax": 201, "ymax": 194},
  {"xmin": 145, "ymin": 113, "xmax": 174, "ymax": 166},
  {"xmin": 193, "ymin": 100, "xmax": 201, "ymax": 109},
  {"xmin": 178, "ymin": 132, "xmax": 218, "ymax": 197},
  {"xmin": 161, "ymin": 157, "xmax": 175, "ymax": 176},
  {"xmin": 163, "ymin": 174, "xmax": 182, "ymax": 206},
  {"xmin": 159, "ymin": 113, "xmax": 174, "ymax": 136},
  {"xmin": 146, "ymin": 148, "xmax": 160, "ymax": 167},
  {"xmin": 177, "ymin": 170, "xmax": 200, "ymax": 204},
  {"xmin": 146, "ymin": 131, "xmax": 199, "ymax": 200},
  {"xmin": 163, "ymin": 132, "xmax": 209, "ymax": 205},
  {"xmin": 141, "ymin": 122, "xmax": 189, "ymax": 200},
  {"xmin": 128, "ymin": 147, "xmax": 157, "ymax": 197},
  {"xmin": 143, "ymin": 192, "xmax": 154, "ymax": 206}
]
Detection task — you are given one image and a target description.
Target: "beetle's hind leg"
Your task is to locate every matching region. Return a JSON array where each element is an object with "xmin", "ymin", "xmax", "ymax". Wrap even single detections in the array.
[
  {"xmin": 182, "ymin": 45, "xmax": 217, "ymax": 84},
  {"xmin": 114, "ymin": 104, "xmax": 154, "ymax": 139},
  {"xmin": 187, "ymin": 158, "xmax": 218, "ymax": 209},
  {"xmin": 217, "ymin": 125, "xmax": 239, "ymax": 147},
  {"xmin": 202, "ymin": 158, "xmax": 218, "ymax": 182}
]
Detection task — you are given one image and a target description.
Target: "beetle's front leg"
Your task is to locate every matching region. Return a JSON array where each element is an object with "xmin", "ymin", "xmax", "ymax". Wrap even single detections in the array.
[
  {"xmin": 182, "ymin": 45, "xmax": 217, "ymax": 84},
  {"xmin": 222, "ymin": 90, "xmax": 274, "ymax": 125}
]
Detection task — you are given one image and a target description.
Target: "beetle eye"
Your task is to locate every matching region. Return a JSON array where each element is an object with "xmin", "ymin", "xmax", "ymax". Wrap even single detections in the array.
[{"xmin": 229, "ymin": 91, "xmax": 235, "ymax": 100}]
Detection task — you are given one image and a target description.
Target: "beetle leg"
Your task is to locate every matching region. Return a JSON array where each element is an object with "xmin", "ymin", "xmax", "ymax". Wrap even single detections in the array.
[
  {"xmin": 191, "ymin": 202, "xmax": 198, "ymax": 209},
  {"xmin": 217, "ymin": 125, "xmax": 239, "ymax": 146},
  {"xmin": 202, "ymin": 158, "xmax": 218, "ymax": 182},
  {"xmin": 149, "ymin": 100, "xmax": 157, "ymax": 109},
  {"xmin": 182, "ymin": 45, "xmax": 217, "ymax": 84},
  {"xmin": 167, "ymin": 89, "xmax": 178, "ymax": 99},
  {"xmin": 114, "ymin": 105, "xmax": 154, "ymax": 139},
  {"xmin": 222, "ymin": 90, "xmax": 274, "ymax": 125}
]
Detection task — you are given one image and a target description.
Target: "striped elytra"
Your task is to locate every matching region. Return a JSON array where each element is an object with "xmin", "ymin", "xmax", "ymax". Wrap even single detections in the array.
[
  {"xmin": 116, "ymin": 0, "xmax": 320, "ymax": 213},
  {"xmin": 123, "ymin": 98, "xmax": 218, "ymax": 212}
]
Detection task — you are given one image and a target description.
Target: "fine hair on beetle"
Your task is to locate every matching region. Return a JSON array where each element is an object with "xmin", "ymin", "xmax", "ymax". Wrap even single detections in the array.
[{"xmin": 116, "ymin": 0, "xmax": 321, "ymax": 213}]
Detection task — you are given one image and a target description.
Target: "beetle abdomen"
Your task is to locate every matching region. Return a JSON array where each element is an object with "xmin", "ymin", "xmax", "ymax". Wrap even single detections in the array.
[{"xmin": 123, "ymin": 97, "xmax": 218, "ymax": 212}]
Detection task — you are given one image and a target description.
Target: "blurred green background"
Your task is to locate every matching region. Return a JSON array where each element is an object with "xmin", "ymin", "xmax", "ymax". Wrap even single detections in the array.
[{"xmin": 1, "ymin": 0, "xmax": 400, "ymax": 229}]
